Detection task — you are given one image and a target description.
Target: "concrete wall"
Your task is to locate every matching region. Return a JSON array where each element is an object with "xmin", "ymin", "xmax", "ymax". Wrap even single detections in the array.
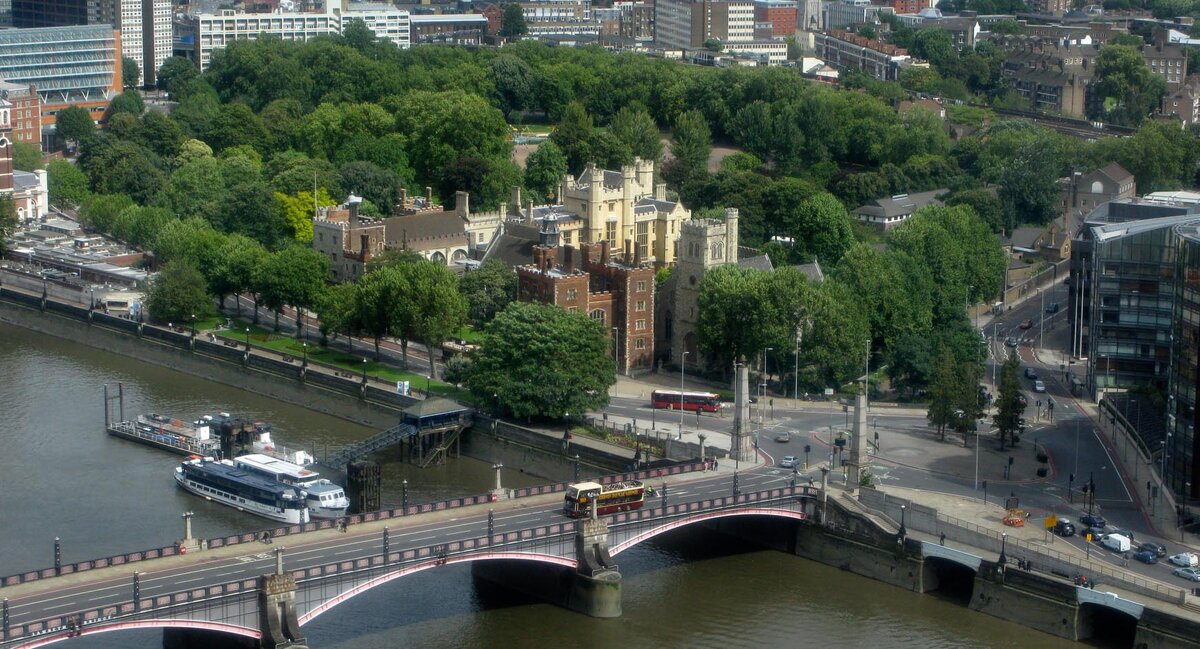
[{"xmin": 970, "ymin": 566, "xmax": 1082, "ymax": 641}]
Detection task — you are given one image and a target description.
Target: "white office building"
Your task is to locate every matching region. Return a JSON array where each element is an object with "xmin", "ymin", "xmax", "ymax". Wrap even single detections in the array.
[
  {"xmin": 655, "ymin": 0, "xmax": 756, "ymax": 50},
  {"xmin": 90, "ymin": 0, "xmax": 172, "ymax": 87},
  {"xmin": 188, "ymin": 6, "xmax": 410, "ymax": 71}
]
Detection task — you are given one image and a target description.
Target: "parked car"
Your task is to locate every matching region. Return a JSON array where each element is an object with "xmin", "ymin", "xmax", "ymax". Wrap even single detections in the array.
[
  {"xmin": 1100, "ymin": 533, "xmax": 1131, "ymax": 552},
  {"xmin": 1173, "ymin": 567, "xmax": 1200, "ymax": 582},
  {"xmin": 1046, "ymin": 302, "xmax": 1060, "ymax": 314},
  {"xmin": 1080, "ymin": 514, "xmax": 1107, "ymax": 529},
  {"xmin": 1024, "ymin": 367, "xmax": 1038, "ymax": 379},
  {"xmin": 1033, "ymin": 380, "xmax": 1046, "ymax": 393},
  {"xmin": 779, "ymin": 455, "xmax": 798, "ymax": 469},
  {"xmin": 1053, "ymin": 519, "xmax": 1076, "ymax": 537},
  {"xmin": 774, "ymin": 431, "xmax": 791, "ymax": 443},
  {"xmin": 1005, "ymin": 336, "xmax": 1019, "ymax": 348},
  {"xmin": 1168, "ymin": 552, "xmax": 1199, "ymax": 567},
  {"xmin": 1138, "ymin": 542, "xmax": 1167, "ymax": 558},
  {"xmin": 1135, "ymin": 550, "xmax": 1158, "ymax": 564},
  {"xmin": 1019, "ymin": 319, "xmax": 1033, "ymax": 329}
]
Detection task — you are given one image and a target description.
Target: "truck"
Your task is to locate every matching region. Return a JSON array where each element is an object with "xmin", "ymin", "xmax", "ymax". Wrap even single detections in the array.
[{"xmin": 1100, "ymin": 533, "xmax": 1131, "ymax": 553}]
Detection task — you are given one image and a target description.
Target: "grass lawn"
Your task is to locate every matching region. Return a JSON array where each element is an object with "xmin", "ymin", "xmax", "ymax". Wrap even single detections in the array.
[
  {"xmin": 212, "ymin": 319, "xmax": 474, "ymax": 403},
  {"xmin": 451, "ymin": 326, "xmax": 485, "ymax": 344}
]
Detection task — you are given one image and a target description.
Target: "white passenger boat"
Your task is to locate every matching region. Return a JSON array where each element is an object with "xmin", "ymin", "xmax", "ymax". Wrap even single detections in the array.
[
  {"xmin": 174, "ymin": 457, "xmax": 310, "ymax": 524},
  {"xmin": 232, "ymin": 453, "xmax": 349, "ymax": 519}
]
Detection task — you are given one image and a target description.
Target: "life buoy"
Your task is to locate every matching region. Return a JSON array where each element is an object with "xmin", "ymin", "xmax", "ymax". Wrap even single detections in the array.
[{"xmin": 179, "ymin": 545, "xmax": 186, "ymax": 555}]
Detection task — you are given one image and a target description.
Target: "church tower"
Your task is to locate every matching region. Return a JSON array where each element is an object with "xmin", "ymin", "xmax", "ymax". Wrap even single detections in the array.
[{"xmin": 672, "ymin": 211, "xmax": 736, "ymax": 368}]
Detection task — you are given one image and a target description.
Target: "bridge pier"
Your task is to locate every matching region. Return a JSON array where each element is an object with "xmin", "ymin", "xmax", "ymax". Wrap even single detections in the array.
[{"xmin": 470, "ymin": 518, "xmax": 622, "ymax": 618}]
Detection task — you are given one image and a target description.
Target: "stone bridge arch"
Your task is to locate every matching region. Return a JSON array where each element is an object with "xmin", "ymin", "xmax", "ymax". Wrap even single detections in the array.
[
  {"xmin": 298, "ymin": 551, "xmax": 576, "ymax": 625},
  {"xmin": 1076, "ymin": 589, "xmax": 1141, "ymax": 646},
  {"xmin": 12, "ymin": 619, "xmax": 260, "ymax": 649},
  {"xmin": 918, "ymin": 541, "xmax": 981, "ymax": 604},
  {"xmin": 608, "ymin": 507, "xmax": 809, "ymax": 556}
]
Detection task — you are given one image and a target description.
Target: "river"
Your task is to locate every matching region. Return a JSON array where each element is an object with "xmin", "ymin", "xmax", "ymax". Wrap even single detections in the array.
[{"xmin": 0, "ymin": 323, "xmax": 1081, "ymax": 648}]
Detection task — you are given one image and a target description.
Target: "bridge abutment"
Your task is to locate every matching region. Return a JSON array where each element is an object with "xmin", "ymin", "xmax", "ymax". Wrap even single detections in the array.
[{"xmin": 258, "ymin": 573, "xmax": 307, "ymax": 649}]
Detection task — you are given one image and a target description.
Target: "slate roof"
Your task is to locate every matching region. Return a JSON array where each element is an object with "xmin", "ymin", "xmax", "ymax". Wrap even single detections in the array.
[
  {"xmin": 853, "ymin": 189, "xmax": 947, "ymax": 219},
  {"xmin": 736, "ymin": 246, "xmax": 774, "ymax": 272},
  {"xmin": 383, "ymin": 211, "xmax": 468, "ymax": 250},
  {"xmin": 483, "ymin": 222, "xmax": 543, "ymax": 268}
]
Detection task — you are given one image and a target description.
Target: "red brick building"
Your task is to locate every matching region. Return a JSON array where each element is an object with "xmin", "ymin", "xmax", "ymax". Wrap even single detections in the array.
[
  {"xmin": 0, "ymin": 81, "xmax": 42, "ymax": 151},
  {"xmin": 516, "ymin": 223, "xmax": 655, "ymax": 375},
  {"xmin": 753, "ymin": 0, "xmax": 797, "ymax": 36}
]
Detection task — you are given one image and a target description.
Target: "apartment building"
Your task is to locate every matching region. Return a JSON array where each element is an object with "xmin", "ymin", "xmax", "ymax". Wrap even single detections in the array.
[
  {"xmin": 655, "ymin": 0, "xmax": 756, "ymax": 50},
  {"xmin": 814, "ymin": 29, "xmax": 911, "ymax": 81}
]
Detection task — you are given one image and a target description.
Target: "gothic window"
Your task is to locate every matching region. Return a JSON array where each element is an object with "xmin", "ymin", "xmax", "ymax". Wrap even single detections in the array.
[
  {"xmin": 567, "ymin": 288, "xmax": 578, "ymax": 300},
  {"xmin": 636, "ymin": 281, "xmax": 646, "ymax": 292},
  {"xmin": 569, "ymin": 306, "xmax": 578, "ymax": 314},
  {"xmin": 431, "ymin": 251, "xmax": 446, "ymax": 265},
  {"xmin": 635, "ymin": 338, "xmax": 646, "ymax": 349},
  {"xmin": 636, "ymin": 300, "xmax": 646, "ymax": 311},
  {"xmin": 590, "ymin": 309, "xmax": 605, "ymax": 323},
  {"xmin": 1090, "ymin": 181, "xmax": 1104, "ymax": 194},
  {"xmin": 635, "ymin": 319, "xmax": 646, "ymax": 330},
  {"xmin": 606, "ymin": 221, "xmax": 617, "ymax": 244},
  {"xmin": 711, "ymin": 242, "xmax": 723, "ymax": 260},
  {"xmin": 636, "ymin": 222, "xmax": 649, "ymax": 259}
]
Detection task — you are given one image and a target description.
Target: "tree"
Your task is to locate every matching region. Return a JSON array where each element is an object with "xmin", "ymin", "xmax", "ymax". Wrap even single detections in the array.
[
  {"xmin": 550, "ymin": 101, "xmax": 594, "ymax": 174},
  {"xmin": 0, "ymin": 194, "xmax": 13, "ymax": 256},
  {"xmin": 317, "ymin": 281, "xmax": 359, "ymax": 347},
  {"xmin": 993, "ymin": 351, "xmax": 1025, "ymax": 450},
  {"xmin": 500, "ymin": 4, "xmax": 528, "ymax": 38},
  {"xmin": 105, "ymin": 90, "xmax": 145, "ymax": 120},
  {"xmin": 524, "ymin": 140, "xmax": 568, "ymax": 203},
  {"xmin": 275, "ymin": 188, "xmax": 335, "ymax": 242},
  {"xmin": 460, "ymin": 259, "xmax": 518, "ymax": 327},
  {"xmin": 407, "ymin": 260, "xmax": 468, "ymax": 379},
  {"xmin": 144, "ymin": 260, "xmax": 212, "ymax": 325},
  {"xmin": 339, "ymin": 161, "xmax": 403, "ymax": 215},
  {"xmin": 122, "ymin": 56, "xmax": 140, "ymax": 89},
  {"xmin": 354, "ymin": 265, "xmax": 411, "ymax": 359},
  {"xmin": 209, "ymin": 234, "xmax": 267, "ymax": 311},
  {"xmin": 778, "ymin": 192, "xmax": 855, "ymax": 267},
  {"xmin": 663, "ymin": 110, "xmax": 711, "ymax": 188},
  {"xmin": 153, "ymin": 217, "xmax": 224, "ymax": 269},
  {"xmin": 47, "ymin": 160, "xmax": 90, "ymax": 208},
  {"xmin": 342, "ymin": 17, "xmax": 376, "ymax": 51},
  {"xmin": 161, "ymin": 156, "xmax": 228, "ymax": 222},
  {"xmin": 697, "ymin": 265, "xmax": 779, "ymax": 373},
  {"xmin": 12, "ymin": 142, "xmax": 42, "ymax": 171},
  {"xmin": 138, "ymin": 111, "xmax": 185, "ymax": 159},
  {"xmin": 56, "ymin": 105, "xmax": 96, "ymax": 145},
  {"xmin": 255, "ymin": 246, "xmax": 330, "ymax": 335},
  {"xmin": 157, "ymin": 56, "xmax": 199, "ymax": 96},
  {"xmin": 489, "ymin": 55, "xmax": 536, "ymax": 119},
  {"xmin": 1091, "ymin": 44, "xmax": 1167, "ymax": 127},
  {"xmin": 609, "ymin": 105, "xmax": 663, "ymax": 164},
  {"xmin": 469, "ymin": 302, "xmax": 614, "ymax": 419},
  {"xmin": 927, "ymin": 345, "xmax": 958, "ymax": 441}
]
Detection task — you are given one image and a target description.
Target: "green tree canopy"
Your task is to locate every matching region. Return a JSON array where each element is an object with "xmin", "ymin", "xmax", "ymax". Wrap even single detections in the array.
[
  {"xmin": 663, "ymin": 110, "xmax": 712, "ymax": 188},
  {"xmin": 122, "ymin": 56, "xmax": 140, "ymax": 89},
  {"xmin": 500, "ymin": 4, "xmax": 529, "ymax": 37},
  {"xmin": 145, "ymin": 260, "xmax": 212, "ymax": 325},
  {"xmin": 254, "ymin": 245, "xmax": 330, "ymax": 335},
  {"xmin": 524, "ymin": 140, "xmax": 568, "ymax": 203},
  {"xmin": 47, "ymin": 160, "xmax": 91, "ymax": 208},
  {"xmin": 609, "ymin": 105, "xmax": 663, "ymax": 164},
  {"xmin": 469, "ymin": 302, "xmax": 614, "ymax": 419},
  {"xmin": 460, "ymin": 259, "xmax": 518, "ymax": 328},
  {"xmin": 56, "ymin": 105, "xmax": 96, "ymax": 144},
  {"xmin": 12, "ymin": 141, "xmax": 42, "ymax": 171}
]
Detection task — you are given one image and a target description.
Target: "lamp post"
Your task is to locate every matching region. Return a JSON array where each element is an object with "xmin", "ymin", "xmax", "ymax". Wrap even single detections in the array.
[
  {"xmin": 245, "ymin": 327, "xmax": 250, "ymax": 350},
  {"xmin": 864, "ymin": 338, "xmax": 870, "ymax": 407},
  {"xmin": 1039, "ymin": 288, "xmax": 1045, "ymax": 350},
  {"xmin": 794, "ymin": 325, "xmax": 802, "ymax": 409},
  {"xmin": 760, "ymin": 348, "xmax": 773, "ymax": 424},
  {"xmin": 612, "ymin": 326, "xmax": 620, "ymax": 377},
  {"xmin": 361, "ymin": 358, "xmax": 368, "ymax": 384},
  {"xmin": 190, "ymin": 314, "xmax": 196, "ymax": 339},
  {"xmin": 999, "ymin": 532, "xmax": 1008, "ymax": 567},
  {"xmin": 899, "ymin": 504, "xmax": 907, "ymax": 539},
  {"xmin": 302, "ymin": 342, "xmax": 308, "ymax": 368}
]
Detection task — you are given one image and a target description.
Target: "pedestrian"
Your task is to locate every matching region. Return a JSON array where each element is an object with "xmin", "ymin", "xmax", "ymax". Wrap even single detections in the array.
[
  {"xmin": 939, "ymin": 532, "xmax": 946, "ymax": 546},
  {"xmin": 714, "ymin": 459, "xmax": 718, "ymax": 470}
]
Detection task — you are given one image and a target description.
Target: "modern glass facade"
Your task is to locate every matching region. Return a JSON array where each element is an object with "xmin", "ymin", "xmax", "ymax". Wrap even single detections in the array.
[
  {"xmin": 1087, "ymin": 216, "xmax": 1187, "ymax": 395},
  {"xmin": 11, "ymin": 0, "xmax": 87, "ymax": 27},
  {"xmin": 1169, "ymin": 222, "xmax": 1200, "ymax": 501}
]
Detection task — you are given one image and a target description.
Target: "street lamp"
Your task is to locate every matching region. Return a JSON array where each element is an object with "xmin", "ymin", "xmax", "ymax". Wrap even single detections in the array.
[
  {"xmin": 302, "ymin": 342, "xmax": 308, "ymax": 367},
  {"xmin": 899, "ymin": 504, "xmax": 907, "ymax": 539},
  {"xmin": 361, "ymin": 358, "xmax": 368, "ymax": 384},
  {"xmin": 999, "ymin": 532, "xmax": 1008, "ymax": 567},
  {"xmin": 761, "ymin": 348, "xmax": 773, "ymax": 415},
  {"xmin": 190, "ymin": 313, "xmax": 196, "ymax": 339},
  {"xmin": 245, "ymin": 327, "xmax": 250, "ymax": 350},
  {"xmin": 612, "ymin": 326, "xmax": 620, "ymax": 376}
]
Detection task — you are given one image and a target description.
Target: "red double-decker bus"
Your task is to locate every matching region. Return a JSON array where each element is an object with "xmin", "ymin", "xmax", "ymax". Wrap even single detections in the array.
[{"xmin": 650, "ymin": 390, "xmax": 722, "ymax": 413}]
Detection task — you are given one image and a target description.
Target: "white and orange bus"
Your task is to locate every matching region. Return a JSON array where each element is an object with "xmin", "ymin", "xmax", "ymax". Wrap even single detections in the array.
[{"xmin": 563, "ymin": 480, "xmax": 646, "ymax": 518}]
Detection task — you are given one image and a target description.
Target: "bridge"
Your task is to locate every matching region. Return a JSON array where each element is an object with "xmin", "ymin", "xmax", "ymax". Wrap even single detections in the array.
[{"xmin": 0, "ymin": 463, "xmax": 814, "ymax": 649}]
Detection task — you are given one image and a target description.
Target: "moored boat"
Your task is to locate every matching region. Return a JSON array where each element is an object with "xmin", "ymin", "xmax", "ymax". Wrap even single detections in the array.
[
  {"xmin": 173, "ymin": 456, "xmax": 310, "ymax": 524},
  {"xmin": 231, "ymin": 453, "xmax": 349, "ymax": 519}
]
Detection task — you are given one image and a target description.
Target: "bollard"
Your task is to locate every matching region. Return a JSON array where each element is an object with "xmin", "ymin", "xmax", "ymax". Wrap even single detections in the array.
[
  {"xmin": 488, "ymin": 509, "xmax": 495, "ymax": 544},
  {"xmin": 133, "ymin": 572, "xmax": 141, "ymax": 611},
  {"xmin": 383, "ymin": 526, "xmax": 390, "ymax": 559},
  {"xmin": 402, "ymin": 480, "xmax": 409, "ymax": 509}
]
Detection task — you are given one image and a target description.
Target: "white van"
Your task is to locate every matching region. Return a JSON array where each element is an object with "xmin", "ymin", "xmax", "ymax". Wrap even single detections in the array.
[{"xmin": 1100, "ymin": 533, "xmax": 1131, "ymax": 553}]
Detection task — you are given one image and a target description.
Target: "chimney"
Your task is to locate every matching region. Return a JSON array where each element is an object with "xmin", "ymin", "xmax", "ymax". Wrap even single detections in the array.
[
  {"xmin": 655, "ymin": 183, "xmax": 667, "ymax": 200},
  {"xmin": 511, "ymin": 186, "xmax": 522, "ymax": 212},
  {"xmin": 565, "ymin": 245, "xmax": 576, "ymax": 273},
  {"xmin": 456, "ymin": 191, "xmax": 470, "ymax": 218},
  {"xmin": 360, "ymin": 234, "xmax": 371, "ymax": 260},
  {"xmin": 526, "ymin": 200, "xmax": 535, "ymax": 224},
  {"xmin": 425, "ymin": 186, "xmax": 433, "ymax": 205},
  {"xmin": 634, "ymin": 241, "xmax": 642, "ymax": 267},
  {"xmin": 601, "ymin": 240, "xmax": 611, "ymax": 265},
  {"xmin": 348, "ymin": 198, "xmax": 360, "ymax": 227},
  {"xmin": 624, "ymin": 238, "xmax": 633, "ymax": 264},
  {"xmin": 400, "ymin": 187, "xmax": 408, "ymax": 208}
]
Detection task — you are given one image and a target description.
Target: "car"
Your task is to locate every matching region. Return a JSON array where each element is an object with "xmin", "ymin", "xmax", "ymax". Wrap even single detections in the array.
[
  {"xmin": 1135, "ymin": 550, "xmax": 1158, "ymax": 564},
  {"xmin": 1033, "ymin": 380, "xmax": 1046, "ymax": 393},
  {"xmin": 779, "ymin": 455, "xmax": 798, "ymax": 469},
  {"xmin": 1173, "ymin": 567, "xmax": 1200, "ymax": 582},
  {"xmin": 1080, "ymin": 514, "xmax": 1107, "ymax": 529},
  {"xmin": 1005, "ymin": 336, "xmax": 1019, "ymax": 348},
  {"xmin": 774, "ymin": 431, "xmax": 791, "ymax": 443},
  {"xmin": 1168, "ymin": 552, "xmax": 1199, "ymax": 567},
  {"xmin": 1084, "ymin": 525, "xmax": 1106, "ymax": 541},
  {"xmin": 1138, "ymin": 542, "xmax": 1167, "ymax": 557},
  {"xmin": 1019, "ymin": 319, "xmax": 1033, "ymax": 329},
  {"xmin": 1046, "ymin": 302, "xmax": 1060, "ymax": 314},
  {"xmin": 1024, "ymin": 367, "xmax": 1038, "ymax": 379},
  {"xmin": 1053, "ymin": 519, "xmax": 1076, "ymax": 537}
]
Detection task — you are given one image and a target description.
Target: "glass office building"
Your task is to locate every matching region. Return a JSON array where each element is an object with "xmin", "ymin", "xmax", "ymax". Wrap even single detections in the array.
[{"xmin": 1170, "ymin": 221, "xmax": 1200, "ymax": 501}]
